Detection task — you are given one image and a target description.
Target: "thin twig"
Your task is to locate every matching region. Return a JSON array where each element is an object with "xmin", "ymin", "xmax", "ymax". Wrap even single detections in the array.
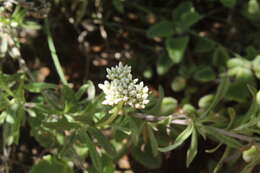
[
  {"xmin": 131, "ymin": 112, "xmax": 188, "ymax": 124},
  {"xmin": 210, "ymin": 127, "xmax": 260, "ymax": 143}
]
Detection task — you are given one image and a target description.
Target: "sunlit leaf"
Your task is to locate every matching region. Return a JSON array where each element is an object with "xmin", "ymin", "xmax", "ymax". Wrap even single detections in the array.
[{"xmin": 165, "ymin": 36, "xmax": 189, "ymax": 64}]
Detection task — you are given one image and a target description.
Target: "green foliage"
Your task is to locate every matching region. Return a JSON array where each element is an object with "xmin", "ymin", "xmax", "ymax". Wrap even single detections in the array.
[
  {"xmin": 159, "ymin": 123, "xmax": 193, "ymax": 152},
  {"xmin": 29, "ymin": 155, "xmax": 73, "ymax": 173},
  {"xmin": 193, "ymin": 66, "xmax": 216, "ymax": 82}
]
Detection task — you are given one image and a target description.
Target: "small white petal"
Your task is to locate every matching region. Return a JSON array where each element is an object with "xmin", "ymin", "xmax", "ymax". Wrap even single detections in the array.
[{"xmin": 143, "ymin": 100, "xmax": 149, "ymax": 104}]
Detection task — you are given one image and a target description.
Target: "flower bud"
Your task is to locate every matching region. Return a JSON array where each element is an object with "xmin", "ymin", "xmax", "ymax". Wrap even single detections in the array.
[{"xmin": 242, "ymin": 145, "xmax": 258, "ymax": 163}]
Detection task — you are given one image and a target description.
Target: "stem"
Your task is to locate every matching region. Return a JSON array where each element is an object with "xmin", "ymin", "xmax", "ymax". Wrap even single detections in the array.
[
  {"xmin": 97, "ymin": 111, "xmax": 119, "ymax": 127},
  {"xmin": 210, "ymin": 127, "xmax": 260, "ymax": 143},
  {"xmin": 44, "ymin": 18, "xmax": 68, "ymax": 86},
  {"xmin": 131, "ymin": 113, "xmax": 260, "ymax": 143},
  {"xmin": 213, "ymin": 147, "xmax": 231, "ymax": 173},
  {"xmin": 97, "ymin": 103, "xmax": 123, "ymax": 127}
]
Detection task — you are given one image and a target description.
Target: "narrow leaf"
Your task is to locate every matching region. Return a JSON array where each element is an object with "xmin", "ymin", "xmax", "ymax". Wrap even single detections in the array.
[
  {"xmin": 79, "ymin": 132, "xmax": 102, "ymax": 172},
  {"xmin": 25, "ymin": 82, "xmax": 57, "ymax": 93},
  {"xmin": 159, "ymin": 123, "xmax": 193, "ymax": 152},
  {"xmin": 147, "ymin": 125, "xmax": 159, "ymax": 157},
  {"xmin": 88, "ymin": 127, "xmax": 117, "ymax": 157},
  {"xmin": 200, "ymin": 74, "xmax": 230, "ymax": 119},
  {"xmin": 205, "ymin": 126, "xmax": 242, "ymax": 148},
  {"xmin": 186, "ymin": 125, "xmax": 198, "ymax": 167}
]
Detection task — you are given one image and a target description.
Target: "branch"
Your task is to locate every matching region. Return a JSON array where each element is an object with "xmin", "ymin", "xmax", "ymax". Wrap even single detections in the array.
[
  {"xmin": 210, "ymin": 127, "xmax": 260, "ymax": 143},
  {"xmin": 131, "ymin": 113, "xmax": 260, "ymax": 143},
  {"xmin": 131, "ymin": 112, "xmax": 188, "ymax": 125}
]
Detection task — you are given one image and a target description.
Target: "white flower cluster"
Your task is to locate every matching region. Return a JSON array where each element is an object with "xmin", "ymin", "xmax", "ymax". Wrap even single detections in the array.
[
  {"xmin": 98, "ymin": 62, "xmax": 149, "ymax": 109},
  {"xmin": 2, "ymin": 0, "xmax": 17, "ymax": 10}
]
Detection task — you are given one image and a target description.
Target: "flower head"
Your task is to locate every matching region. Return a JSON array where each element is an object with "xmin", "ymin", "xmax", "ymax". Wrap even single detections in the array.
[{"xmin": 98, "ymin": 62, "xmax": 149, "ymax": 109}]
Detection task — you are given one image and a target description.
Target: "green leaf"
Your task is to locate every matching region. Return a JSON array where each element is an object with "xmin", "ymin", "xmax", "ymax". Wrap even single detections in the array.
[
  {"xmin": 25, "ymin": 82, "xmax": 57, "ymax": 93},
  {"xmin": 148, "ymin": 86, "xmax": 164, "ymax": 114},
  {"xmin": 171, "ymin": 76, "xmax": 186, "ymax": 92},
  {"xmin": 75, "ymin": 81, "xmax": 95, "ymax": 100},
  {"xmin": 220, "ymin": 0, "xmax": 237, "ymax": 8},
  {"xmin": 0, "ymin": 111, "xmax": 8, "ymax": 124},
  {"xmin": 182, "ymin": 104, "xmax": 196, "ymax": 114},
  {"xmin": 173, "ymin": 2, "xmax": 194, "ymax": 20},
  {"xmin": 43, "ymin": 119, "xmax": 79, "ymax": 131},
  {"xmin": 198, "ymin": 94, "xmax": 214, "ymax": 109},
  {"xmin": 194, "ymin": 36, "xmax": 216, "ymax": 53},
  {"xmin": 147, "ymin": 20, "xmax": 174, "ymax": 38},
  {"xmin": 62, "ymin": 85, "xmax": 76, "ymax": 103},
  {"xmin": 88, "ymin": 127, "xmax": 117, "ymax": 157},
  {"xmin": 252, "ymin": 55, "xmax": 260, "ymax": 79},
  {"xmin": 193, "ymin": 66, "xmax": 216, "ymax": 82},
  {"xmin": 212, "ymin": 46, "xmax": 229, "ymax": 67},
  {"xmin": 156, "ymin": 54, "xmax": 174, "ymax": 75},
  {"xmin": 226, "ymin": 80, "xmax": 254, "ymax": 103},
  {"xmin": 179, "ymin": 10, "xmax": 201, "ymax": 30},
  {"xmin": 127, "ymin": 116, "xmax": 145, "ymax": 145},
  {"xmin": 245, "ymin": 46, "xmax": 259, "ymax": 60},
  {"xmin": 147, "ymin": 125, "xmax": 159, "ymax": 157},
  {"xmin": 143, "ymin": 66, "xmax": 153, "ymax": 79},
  {"xmin": 86, "ymin": 80, "xmax": 95, "ymax": 100},
  {"xmin": 165, "ymin": 36, "xmax": 189, "ymax": 64},
  {"xmin": 257, "ymin": 90, "xmax": 260, "ymax": 105},
  {"xmin": 242, "ymin": 145, "xmax": 258, "ymax": 163},
  {"xmin": 172, "ymin": 2, "xmax": 201, "ymax": 32},
  {"xmin": 88, "ymin": 155, "xmax": 115, "ymax": 173},
  {"xmin": 78, "ymin": 132, "xmax": 102, "ymax": 172},
  {"xmin": 200, "ymin": 74, "xmax": 229, "ymax": 119},
  {"xmin": 205, "ymin": 127, "xmax": 242, "ymax": 148},
  {"xmin": 131, "ymin": 143, "xmax": 162, "ymax": 169},
  {"xmin": 160, "ymin": 97, "xmax": 178, "ymax": 115},
  {"xmin": 159, "ymin": 123, "xmax": 193, "ymax": 152},
  {"xmin": 240, "ymin": 154, "xmax": 260, "ymax": 173},
  {"xmin": 227, "ymin": 57, "xmax": 251, "ymax": 69},
  {"xmin": 112, "ymin": 0, "xmax": 124, "ymax": 13},
  {"xmin": 3, "ymin": 103, "xmax": 24, "ymax": 145},
  {"xmin": 248, "ymin": 0, "xmax": 260, "ymax": 14},
  {"xmin": 213, "ymin": 147, "xmax": 231, "ymax": 173},
  {"xmin": 74, "ymin": 0, "xmax": 88, "ymax": 24},
  {"xmin": 186, "ymin": 125, "xmax": 198, "ymax": 167},
  {"xmin": 29, "ymin": 155, "xmax": 73, "ymax": 173},
  {"xmin": 75, "ymin": 83, "xmax": 89, "ymax": 100}
]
